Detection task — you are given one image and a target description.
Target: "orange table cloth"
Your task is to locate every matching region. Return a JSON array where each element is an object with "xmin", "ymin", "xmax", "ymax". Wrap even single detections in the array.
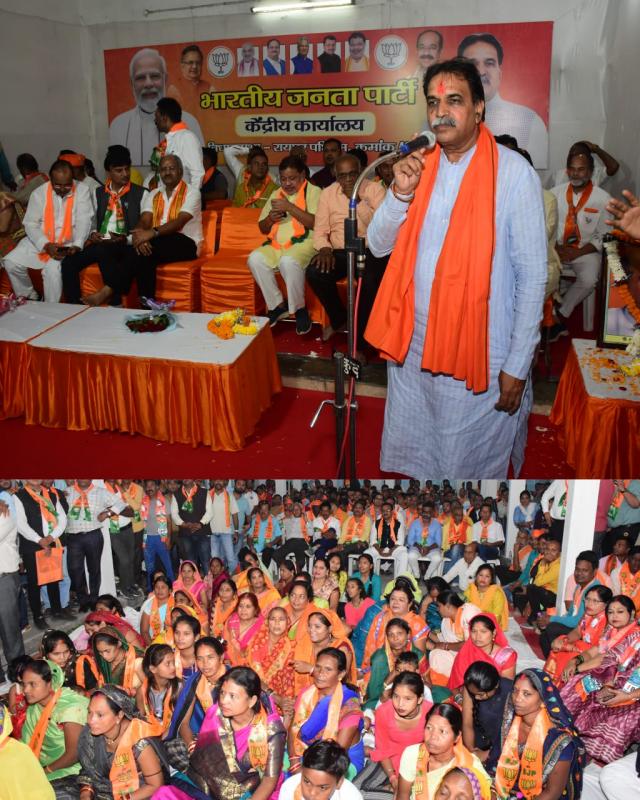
[
  {"xmin": 0, "ymin": 302, "xmax": 87, "ymax": 419},
  {"xmin": 550, "ymin": 338, "xmax": 640, "ymax": 475},
  {"xmin": 24, "ymin": 306, "xmax": 282, "ymax": 450}
]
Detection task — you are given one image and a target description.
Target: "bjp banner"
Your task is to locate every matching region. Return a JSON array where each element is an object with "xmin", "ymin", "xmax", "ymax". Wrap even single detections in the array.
[{"xmin": 104, "ymin": 21, "xmax": 552, "ymax": 169}]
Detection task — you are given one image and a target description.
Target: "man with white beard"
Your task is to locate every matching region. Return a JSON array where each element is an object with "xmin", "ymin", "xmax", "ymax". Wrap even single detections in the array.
[{"xmin": 109, "ymin": 47, "xmax": 204, "ymax": 166}]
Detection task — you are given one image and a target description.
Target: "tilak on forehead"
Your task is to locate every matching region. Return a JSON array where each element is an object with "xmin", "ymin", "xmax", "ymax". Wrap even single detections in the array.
[{"xmin": 436, "ymin": 80, "xmax": 447, "ymax": 96}]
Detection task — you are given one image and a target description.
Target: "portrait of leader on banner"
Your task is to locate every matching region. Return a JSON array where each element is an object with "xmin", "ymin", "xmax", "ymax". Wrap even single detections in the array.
[{"xmin": 108, "ymin": 47, "xmax": 204, "ymax": 167}]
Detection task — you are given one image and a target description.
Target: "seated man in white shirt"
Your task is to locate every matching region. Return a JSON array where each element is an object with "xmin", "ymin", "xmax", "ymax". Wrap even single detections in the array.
[
  {"xmin": 154, "ymin": 97, "xmax": 205, "ymax": 188},
  {"xmin": 281, "ymin": 739, "xmax": 363, "ymax": 800},
  {"xmin": 442, "ymin": 542, "xmax": 485, "ymax": 592},
  {"xmin": 471, "ymin": 502, "xmax": 505, "ymax": 561},
  {"xmin": 120, "ymin": 153, "xmax": 202, "ymax": 306},
  {"xmin": 3, "ymin": 159, "xmax": 93, "ymax": 301},
  {"xmin": 58, "ymin": 151, "xmax": 101, "ymax": 212},
  {"xmin": 549, "ymin": 144, "xmax": 611, "ymax": 341}
]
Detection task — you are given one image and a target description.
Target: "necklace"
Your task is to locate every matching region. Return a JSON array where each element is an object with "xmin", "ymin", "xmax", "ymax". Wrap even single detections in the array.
[{"xmin": 104, "ymin": 722, "xmax": 122, "ymax": 745}]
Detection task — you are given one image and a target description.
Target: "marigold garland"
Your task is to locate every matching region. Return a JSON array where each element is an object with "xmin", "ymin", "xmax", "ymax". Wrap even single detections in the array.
[{"xmin": 207, "ymin": 309, "xmax": 258, "ymax": 339}]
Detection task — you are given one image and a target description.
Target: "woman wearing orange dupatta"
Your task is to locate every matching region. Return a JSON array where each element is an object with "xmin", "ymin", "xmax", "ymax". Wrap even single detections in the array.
[
  {"xmin": 210, "ymin": 578, "xmax": 238, "ymax": 637},
  {"xmin": 92, "ymin": 626, "xmax": 144, "ymax": 695},
  {"xmin": 136, "ymin": 644, "xmax": 182, "ymax": 737},
  {"xmin": 427, "ymin": 592, "xmax": 481, "ymax": 687},
  {"xmin": 464, "ymin": 565, "xmax": 509, "ymax": 631},
  {"xmin": 362, "ymin": 583, "xmax": 429, "ymax": 674},
  {"xmin": 173, "ymin": 560, "xmax": 209, "ymax": 613},
  {"xmin": 173, "ymin": 587, "xmax": 209, "ymax": 633},
  {"xmin": 544, "ymin": 585, "xmax": 611, "ymax": 686},
  {"xmin": 223, "ymin": 592, "xmax": 265, "ymax": 666},
  {"xmin": 396, "ymin": 703, "xmax": 490, "ymax": 800},
  {"xmin": 292, "ymin": 608, "xmax": 356, "ymax": 695},
  {"xmin": 248, "ymin": 606, "xmax": 296, "ymax": 723},
  {"xmin": 246, "ymin": 566, "xmax": 282, "ymax": 614},
  {"xmin": 283, "ymin": 580, "xmax": 322, "ymax": 642},
  {"xmin": 140, "ymin": 576, "xmax": 175, "ymax": 646},
  {"xmin": 78, "ymin": 685, "xmax": 166, "ymax": 798}
]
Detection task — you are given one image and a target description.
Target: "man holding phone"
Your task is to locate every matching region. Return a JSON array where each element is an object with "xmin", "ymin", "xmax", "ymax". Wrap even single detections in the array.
[
  {"xmin": 61, "ymin": 145, "xmax": 146, "ymax": 305},
  {"xmin": 3, "ymin": 158, "xmax": 93, "ymax": 301}
]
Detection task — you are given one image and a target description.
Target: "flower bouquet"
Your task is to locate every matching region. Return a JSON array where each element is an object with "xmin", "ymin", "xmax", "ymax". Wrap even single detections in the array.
[
  {"xmin": 207, "ymin": 308, "xmax": 259, "ymax": 340},
  {"xmin": 125, "ymin": 298, "xmax": 177, "ymax": 334},
  {"xmin": 0, "ymin": 293, "xmax": 27, "ymax": 317}
]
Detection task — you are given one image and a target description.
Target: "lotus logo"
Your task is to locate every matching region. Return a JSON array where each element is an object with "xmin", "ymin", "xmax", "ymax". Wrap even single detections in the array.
[
  {"xmin": 381, "ymin": 41, "xmax": 402, "ymax": 65},
  {"xmin": 374, "ymin": 36, "xmax": 408, "ymax": 71},
  {"xmin": 207, "ymin": 46, "xmax": 234, "ymax": 78}
]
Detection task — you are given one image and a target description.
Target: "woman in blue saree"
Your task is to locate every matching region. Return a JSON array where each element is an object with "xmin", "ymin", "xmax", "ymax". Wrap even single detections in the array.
[{"xmin": 288, "ymin": 646, "xmax": 364, "ymax": 779}]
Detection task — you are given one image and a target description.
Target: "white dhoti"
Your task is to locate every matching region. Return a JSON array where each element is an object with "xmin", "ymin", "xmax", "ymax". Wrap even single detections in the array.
[
  {"xmin": 407, "ymin": 547, "xmax": 443, "ymax": 579},
  {"xmin": 558, "ymin": 251, "xmax": 601, "ymax": 318},
  {"xmin": 364, "ymin": 545, "xmax": 408, "ymax": 578},
  {"xmin": 3, "ymin": 238, "xmax": 63, "ymax": 301},
  {"xmin": 247, "ymin": 249, "xmax": 306, "ymax": 313}
]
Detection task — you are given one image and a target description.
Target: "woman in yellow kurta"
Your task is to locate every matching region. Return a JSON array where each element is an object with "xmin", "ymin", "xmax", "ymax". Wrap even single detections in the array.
[
  {"xmin": 247, "ymin": 154, "xmax": 321, "ymax": 333},
  {"xmin": 464, "ymin": 564, "xmax": 509, "ymax": 631},
  {"xmin": 0, "ymin": 703, "xmax": 55, "ymax": 800}
]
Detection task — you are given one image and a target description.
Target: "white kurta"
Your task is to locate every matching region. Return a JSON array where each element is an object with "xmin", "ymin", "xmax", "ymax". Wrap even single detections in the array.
[
  {"xmin": 367, "ymin": 143, "xmax": 547, "ymax": 478},
  {"xmin": 3, "ymin": 180, "xmax": 94, "ymax": 301},
  {"xmin": 109, "ymin": 105, "xmax": 204, "ymax": 167},
  {"xmin": 165, "ymin": 127, "xmax": 205, "ymax": 188}
]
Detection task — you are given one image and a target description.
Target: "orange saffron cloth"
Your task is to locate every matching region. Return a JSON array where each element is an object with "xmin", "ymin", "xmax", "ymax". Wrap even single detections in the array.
[{"xmin": 365, "ymin": 123, "xmax": 498, "ymax": 394}]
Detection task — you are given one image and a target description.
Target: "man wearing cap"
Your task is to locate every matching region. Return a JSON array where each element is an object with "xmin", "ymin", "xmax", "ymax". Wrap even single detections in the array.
[
  {"xmin": 58, "ymin": 151, "xmax": 101, "ymax": 212},
  {"xmin": 3, "ymin": 159, "xmax": 93, "ymax": 301},
  {"xmin": 61, "ymin": 145, "xmax": 146, "ymax": 306}
]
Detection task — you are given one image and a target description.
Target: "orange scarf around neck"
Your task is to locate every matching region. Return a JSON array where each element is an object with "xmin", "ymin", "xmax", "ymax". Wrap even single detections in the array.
[
  {"xmin": 28, "ymin": 688, "xmax": 62, "ymax": 759},
  {"xmin": 109, "ymin": 718, "xmax": 155, "ymax": 796},
  {"xmin": 563, "ymin": 181, "xmax": 593, "ymax": 246},
  {"xmin": 24, "ymin": 485, "xmax": 58, "ymax": 534},
  {"xmin": 152, "ymin": 180, "xmax": 188, "ymax": 227},
  {"xmin": 495, "ymin": 706, "xmax": 552, "ymax": 800},
  {"xmin": 267, "ymin": 181, "xmax": 308, "ymax": 250},
  {"xmin": 365, "ymin": 123, "xmax": 498, "ymax": 393},
  {"xmin": 38, "ymin": 182, "xmax": 75, "ymax": 262},
  {"xmin": 158, "ymin": 121, "xmax": 189, "ymax": 158}
]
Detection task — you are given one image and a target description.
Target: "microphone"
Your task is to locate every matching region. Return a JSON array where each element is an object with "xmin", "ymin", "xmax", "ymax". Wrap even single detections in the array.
[{"xmin": 398, "ymin": 130, "xmax": 436, "ymax": 155}]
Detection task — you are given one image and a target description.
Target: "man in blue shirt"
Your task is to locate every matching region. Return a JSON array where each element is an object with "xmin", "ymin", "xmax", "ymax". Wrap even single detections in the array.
[
  {"xmin": 537, "ymin": 550, "xmax": 603, "ymax": 657},
  {"xmin": 291, "ymin": 37, "xmax": 313, "ymax": 74},
  {"xmin": 264, "ymin": 38, "xmax": 286, "ymax": 76},
  {"xmin": 232, "ymin": 479, "xmax": 253, "ymax": 557},
  {"xmin": 248, "ymin": 500, "xmax": 283, "ymax": 568},
  {"xmin": 407, "ymin": 501, "xmax": 443, "ymax": 580}
]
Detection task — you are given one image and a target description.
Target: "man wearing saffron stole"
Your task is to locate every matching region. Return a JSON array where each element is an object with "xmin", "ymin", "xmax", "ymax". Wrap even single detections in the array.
[
  {"xmin": 549, "ymin": 143, "xmax": 611, "ymax": 342},
  {"xmin": 122, "ymin": 154, "xmax": 202, "ymax": 305},
  {"xmin": 154, "ymin": 97, "xmax": 204, "ymax": 189},
  {"xmin": 248, "ymin": 154, "xmax": 320, "ymax": 335},
  {"xmin": 61, "ymin": 145, "xmax": 146, "ymax": 307},
  {"xmin": 226, "ymin": 145, "xmax": 278, "ymax": 209},
  {"xmin": 3, "ymin": 159, "xmax": 93, "ymax": 301},
  {"xmin": 365, "ymin": 58, "xmax": 547, "ymax": 478}
]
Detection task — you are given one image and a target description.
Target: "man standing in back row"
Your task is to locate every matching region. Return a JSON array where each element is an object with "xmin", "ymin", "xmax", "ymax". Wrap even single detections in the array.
[{"xmin": 365, "ymin": 58, "xmax": 547, "ymax": 478}]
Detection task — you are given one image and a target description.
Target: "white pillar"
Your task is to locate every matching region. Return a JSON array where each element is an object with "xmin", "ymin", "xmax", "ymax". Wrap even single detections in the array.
[
  {"xmin": 480, "ymin": 480, "xmax": 499, "ymax": 499},
  {"xmin": 506, "ymin": 479, "xmax": 527, "ymax": 554},
  {"xmin": 556, "ymin": 480, "xmax": 600, "ymax": 609},
  {"xmin": 274, "ymin": 480, "xmax": 287, "ymax": 496}
]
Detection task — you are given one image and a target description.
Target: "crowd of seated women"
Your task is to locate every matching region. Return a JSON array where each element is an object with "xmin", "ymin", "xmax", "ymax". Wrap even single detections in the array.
[{"xmin": 1, "ymin": 492, "xmax": 639, "ymax": 800}]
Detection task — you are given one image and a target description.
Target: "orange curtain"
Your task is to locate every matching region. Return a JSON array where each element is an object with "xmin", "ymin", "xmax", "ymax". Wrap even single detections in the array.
[
  {"xmin": 24, "ymin": 324, "xmax": 282, "ymax": 450},
  {"xmin": 550, "ymin": 344, "xmax": 640, "ymax": 475},
  {"xmin": 0, "ymin": 341, "xmax": 28, "ymax": 418}
]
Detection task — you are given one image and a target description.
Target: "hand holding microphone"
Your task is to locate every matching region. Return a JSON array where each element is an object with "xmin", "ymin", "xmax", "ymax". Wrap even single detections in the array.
[{"xmin": 392, "ymin": 131, "xmax": 436, "ymax": 197}]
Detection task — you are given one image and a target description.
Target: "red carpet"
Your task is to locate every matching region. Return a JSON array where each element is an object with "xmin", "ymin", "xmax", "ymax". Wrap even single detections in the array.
[
  {"xmin": 271, "ymin": 322, "xmax": 383, "ymax": 362},
  {"xmin": 0, "ymin": 386, "xmax": 569, "ymax": 477}
]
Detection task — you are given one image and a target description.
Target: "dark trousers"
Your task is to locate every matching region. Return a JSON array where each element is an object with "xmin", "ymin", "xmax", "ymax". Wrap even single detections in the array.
[
  {"xmin": 110, "ymin": 523, "xmax": 135, "ymax": 590},
  {"xmin": 548, "ymin": 519, "xmax": 565, "ymax": 543},
  {"xmin": 178, "ymin": 533, "xmax": 210, "ymax": 577},
  {"xmin": 539, "ymin": 622, "xmax": 573, "ymax": 658},
  {"xmin": 306, "ymin": 248, "xmax": 390, "ymax": 348},
  {"xmin": 496, "ymin": 566, "xmax": 521, "ymax": 586},
  {"xmin": 67, "ymin": 528, "xmax": 104, "ymax": 607},
  {"xmin": 129, "ymin": 233, "xmax": 197, "ymax": 301},
  {"xmin": 273, "ymin": 539, "xmax": 309, "ymax": 570},
  {"xmin": 525, "ymin": 584, "xmax": 557, "ymax": 623},
  {"xmin": 478, "ymin": 544, "xmax": 501, "ymax": 561},
  {"xmin": 61, "ymin": 242, "xmax": 132, "ymax": 303},
  {"xmin": 0, "ymin": 572, "xmax": 25, "ymax": 681},
  {"xmin": 21, "ymin": 545, "xmax": 62, "ymax": 617}
]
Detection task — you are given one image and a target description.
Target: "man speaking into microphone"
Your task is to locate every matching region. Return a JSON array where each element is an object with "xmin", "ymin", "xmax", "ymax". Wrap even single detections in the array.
[{"xmin": 365, "ymin": 57, "xmax": 547, "ymax": 478}]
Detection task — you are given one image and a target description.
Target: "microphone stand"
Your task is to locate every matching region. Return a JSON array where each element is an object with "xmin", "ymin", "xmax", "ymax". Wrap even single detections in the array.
[{"xmin": 310, "ymin": 149, "xmax": 403, "ymax": 481}]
